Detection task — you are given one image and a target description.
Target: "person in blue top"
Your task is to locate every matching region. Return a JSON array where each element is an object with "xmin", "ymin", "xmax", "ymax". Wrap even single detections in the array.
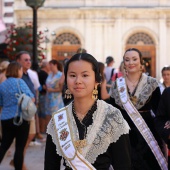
[
  {"xmin": 45, "ymin": 59, "xmax": 64, "ymax": 125},
  {"xmin": 0, "ymin": 62, "xmax": 34, "ymax": 170}
]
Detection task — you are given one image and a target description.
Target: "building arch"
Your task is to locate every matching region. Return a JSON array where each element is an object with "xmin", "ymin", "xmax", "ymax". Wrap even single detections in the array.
[
  {"xmin": 53, "ymin": 26, "xmax": 85, "ymax": 46},
  {"xmin": 122, "ymin": 27, "xmax": 158, "ymax": 47},
  {"xmin": 123, "ymin": 28, "xmax": 157, "ymax": 77},
  {"xmin": 53, "ymin": 32, "xmax": 81, "ymax": 45},
  {"xmin": 52, "ymin": 28, "xmax": 83, "ymax": 61}
]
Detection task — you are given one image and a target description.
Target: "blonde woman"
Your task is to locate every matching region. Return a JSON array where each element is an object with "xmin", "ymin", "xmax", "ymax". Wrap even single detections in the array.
[{"xmin": 0, "ymin": 61, "xmax": 9, "ymax": 83}]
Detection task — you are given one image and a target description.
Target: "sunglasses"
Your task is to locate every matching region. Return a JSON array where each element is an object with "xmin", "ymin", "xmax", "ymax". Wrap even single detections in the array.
[{"xmin": 24, "ymin": 59, "xmax": 31, "ymax": 62}]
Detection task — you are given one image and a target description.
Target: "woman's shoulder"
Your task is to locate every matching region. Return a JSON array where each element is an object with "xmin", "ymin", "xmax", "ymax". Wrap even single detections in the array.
[
  {"xmin": 1, "ymin": 77, "xmax": 16, "ymax": 84},
  {"xmin": 97, "ymin": 100, "xmax": 125, "ymax": 123},
  {"xmin": 57, "ymin": 71, "xmax": 62, "ymax": 77},
  {"xmin": 97, "ymin": 100, "xmax": 130, "ymax": 141},
  {"xmin": 18, "ymin": 78, "xmax": 26, "ymax": 84},
  {"xmin": 146, "ymin": 75, "xmax": 159, "ymax": 84}
]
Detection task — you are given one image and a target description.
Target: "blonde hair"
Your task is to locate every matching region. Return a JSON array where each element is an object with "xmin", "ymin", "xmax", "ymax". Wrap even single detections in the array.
[{"xmin": 0, "ymin": 61, "xmax": 10, "ymax": 73}]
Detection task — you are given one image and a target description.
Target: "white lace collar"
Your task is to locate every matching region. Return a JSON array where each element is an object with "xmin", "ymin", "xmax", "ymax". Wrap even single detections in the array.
[
  {"xmin": 47, "ymin": 100, "xmax": 130, "ymax": 166},
  {"xmin": 110, "ymin": 73, "xmax": 159, "ymax": 110}
]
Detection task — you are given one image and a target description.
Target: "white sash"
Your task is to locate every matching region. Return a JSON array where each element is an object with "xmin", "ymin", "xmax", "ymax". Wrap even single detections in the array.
[
  {"xmin": 116, "ymin": 77, "xmax": 168, "ymax": 170},
  {"xmin": 52, "ymin": 107, "xmax": 96, "ymax": 170}
]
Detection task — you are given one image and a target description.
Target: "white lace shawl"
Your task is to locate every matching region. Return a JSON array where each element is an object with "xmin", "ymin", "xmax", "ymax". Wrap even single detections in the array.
[
  {"xmin": 110, "ymin": 73, "xmax": 159, "ymax": 110},
  {"xmin": 46, "ymin": 100, "xmax": 130, "ymax": 166}
]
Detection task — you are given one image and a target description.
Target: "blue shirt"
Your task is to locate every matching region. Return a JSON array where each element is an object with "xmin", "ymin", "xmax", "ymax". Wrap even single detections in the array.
[{"xmin": 0, "ymin": 78, "xmax": 34, "ymax": 120}]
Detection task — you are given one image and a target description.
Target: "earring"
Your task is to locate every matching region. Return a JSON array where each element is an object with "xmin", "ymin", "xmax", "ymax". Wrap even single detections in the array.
[
  {"xmin": 124, "ymin": 66, "xmax": 128, "ymax": 75},
  {"xmin": 140, "ymin": 65, "xmax": 143, "ymax": 72},
  {"xmin": 65, "ymin": 89, "xmax": 72, "ymax": 99},
  {"xmin": 92, "ymin": 85, "xmax": 98, "ymax": 99}
]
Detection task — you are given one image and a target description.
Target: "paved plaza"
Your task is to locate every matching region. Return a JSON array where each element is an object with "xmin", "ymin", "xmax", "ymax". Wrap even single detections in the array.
[{"xmin": 0, "ymin": 137, "xmax": 46, "ymax": 170}]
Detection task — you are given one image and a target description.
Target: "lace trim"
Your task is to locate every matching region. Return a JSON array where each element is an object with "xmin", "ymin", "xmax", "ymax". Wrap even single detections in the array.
[
  {"xmin": 46, "ymin": 116, "xmax": 63, "ymax": 157},
  {"xmin": 83, "ymin": 100, "xmax": 130, "ymax": 164},
  {"xmin": 110, "ymin": 74, "xmax": 159, "ymax": 110},
  {"xmin": 47, "ymin": 100, "xmax": 130, "ymax": 166}
]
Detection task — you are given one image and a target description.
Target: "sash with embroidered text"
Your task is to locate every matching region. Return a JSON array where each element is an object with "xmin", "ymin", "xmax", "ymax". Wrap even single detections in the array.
[{"xmin": 52, "ymin": 107, "xmax": 96, "ymax": 170}]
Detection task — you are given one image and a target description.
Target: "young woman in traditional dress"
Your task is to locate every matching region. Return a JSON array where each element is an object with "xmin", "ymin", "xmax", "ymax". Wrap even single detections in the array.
[
  {"xmin": 44, "ymin": 53, "xmax": 131, "ymax": 170},
  {"xmin": 109, "ymin": 48, "xmax": 167, "ymax": 170}
]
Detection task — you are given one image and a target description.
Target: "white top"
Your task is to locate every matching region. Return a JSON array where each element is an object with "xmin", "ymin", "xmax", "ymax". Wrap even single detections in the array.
[
  {"xmin": 104, "ymin": 66, "xmax": 115, "ymax": 82},
  {"xmin": 28, "ymin": 69, "xmax": 40, "ymax": 90},
  {"xmin": 159, "ymin": 83, "xmax": 165, "ymax": 94}
]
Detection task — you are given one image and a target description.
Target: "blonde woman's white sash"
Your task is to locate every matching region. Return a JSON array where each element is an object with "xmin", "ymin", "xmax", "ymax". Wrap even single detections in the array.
[
  {"xmin": 52, "ymin": 108, "xmax": 96, "ymax": 170},
  {"xmin": 116, "ymin": 77, "xmax": 168, "ymax": 170}
]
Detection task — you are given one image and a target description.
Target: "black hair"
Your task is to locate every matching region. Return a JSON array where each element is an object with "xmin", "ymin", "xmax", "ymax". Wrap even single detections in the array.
[
  {"xmin": 49, "ymin": 59, "xmax": 63, "ymax": 72},
  {"xmin": 98, "ymin": 62, "xmax": 105, "ymax": 81},
  {"xmin": 64, "ymin": 53, "xmax": 101, "ymax": 85},
  {"xmin": 162, "ymin": 65, "xmax": 170, "ymax": 74},
  {"xmin": 15, "ymin": 51, "xmax": 31, "ymax": 60},
  {"xmin": 76, "ymin": 48, "xmax": 87, "ymax": 53},
  {"xmin": 123, "ymin": 48, "xmax": 143, "ymax": 65}
]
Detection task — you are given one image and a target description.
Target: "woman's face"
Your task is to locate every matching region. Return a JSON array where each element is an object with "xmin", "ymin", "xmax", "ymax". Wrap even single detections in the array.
[
  {"xmin": 124, "ymin": 50, "xmax": 141, "ymax": 73},
  {"xmin": 18, "ymin": 67, "xmax": 23, "ymax": 78},
  {"xmin": 49, "ymin": 63, "xmax": 57, "ymax": 72},
  {"xmin": 67, "ymin": 60, "xmax": 98, "ymax": 99},
  {"xmin": 162, "ymin": 70, "xmax": 170, "ymax": 84}
]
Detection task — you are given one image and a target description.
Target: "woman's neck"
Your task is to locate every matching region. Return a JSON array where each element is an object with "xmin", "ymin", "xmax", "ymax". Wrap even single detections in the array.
[
  {"xmin": 73, "ymin": 98, "xmax": 96, "ymax": 115},
  {"xmin": 126, "ymin": 72, "xmax": 142, "ymax": 82},
  {"xmin": 52, "ymin": 69, "xmax": 58, "ymax": 76}
]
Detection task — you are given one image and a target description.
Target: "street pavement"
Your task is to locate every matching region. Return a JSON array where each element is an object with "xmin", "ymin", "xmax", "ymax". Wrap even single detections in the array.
[{"xmin": 0, "ymin": 136, "xmax": 46, "ymax": 170}]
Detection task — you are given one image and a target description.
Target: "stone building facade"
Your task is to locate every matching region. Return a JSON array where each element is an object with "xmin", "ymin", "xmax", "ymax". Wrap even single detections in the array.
[{"xmin": 13, "ymin": 0, "xmax": 170, "ymax": 79}]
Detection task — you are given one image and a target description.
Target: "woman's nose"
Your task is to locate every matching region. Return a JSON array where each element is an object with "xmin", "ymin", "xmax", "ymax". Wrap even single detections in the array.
[
  {"xmin": 129, "ymin": 60, "xmax": 133, "ymax": 64},
  {"xmin": 75, "ymin": 76, "xmax": 81, "ymax": 84}
]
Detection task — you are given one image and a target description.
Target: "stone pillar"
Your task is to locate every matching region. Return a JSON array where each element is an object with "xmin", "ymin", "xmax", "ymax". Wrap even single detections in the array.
[
  {"xmin": 158, "ymin": 14, "xmax": 167, "ymax": 79},
  {"xmin": 92, "ymin": 22, "xmax": 103, "ymax": 61}
]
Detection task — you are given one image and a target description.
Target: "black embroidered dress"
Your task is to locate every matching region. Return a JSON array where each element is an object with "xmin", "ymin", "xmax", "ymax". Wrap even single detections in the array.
[
  {"xmin": 109, "ymin": 74, "xmax": 163, "ymax": 170},
  {"xmin": 44, "ymin": 100, "xmax": 131, "ymax": 170}
]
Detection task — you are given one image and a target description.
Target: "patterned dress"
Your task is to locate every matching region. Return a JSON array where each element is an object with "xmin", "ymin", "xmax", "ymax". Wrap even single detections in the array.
[{"xmin": 45, "ymin": 71, "xmax": 64, "ymax": 116}]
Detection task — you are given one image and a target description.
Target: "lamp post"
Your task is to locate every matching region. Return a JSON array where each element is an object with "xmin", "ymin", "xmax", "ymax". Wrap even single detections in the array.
[
  {"xmin": 24, "ymin": 0, "xmax": 45, "ymax": 71},
  {"xmin": 44, "ymin": 27, "xmax": 49, "ymax": 58}
]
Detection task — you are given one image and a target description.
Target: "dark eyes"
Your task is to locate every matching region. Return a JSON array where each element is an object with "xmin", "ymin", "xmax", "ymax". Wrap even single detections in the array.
[
  {"xmin": 83, "ymin": 74, "xmax": 88, "ymax": 77},
  {"xmin": 69, "ymin": 74, "xmax": 76, "ymax": 77},
  {"xmin": 125, "ymin": 59, "xmax": 137, "ymax": 61},
  {"xmin": 69, "ymin": 74, "xmax": 89, "ymax": 77}
]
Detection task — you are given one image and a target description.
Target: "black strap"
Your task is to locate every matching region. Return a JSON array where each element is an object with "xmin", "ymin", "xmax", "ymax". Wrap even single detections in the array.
[
  {"xmin": 110, "ymin": 68, "xmax": 114, "ymax": 80},
  {"xmin": 115, "ymin": 73, "xmax": 118, "ymax": 79}
]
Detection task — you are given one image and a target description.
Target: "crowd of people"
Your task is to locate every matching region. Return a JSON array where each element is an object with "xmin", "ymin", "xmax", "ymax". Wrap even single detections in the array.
[{"xmin": 0, "ymin": 47, "xmax": 170, "ymax": 170}]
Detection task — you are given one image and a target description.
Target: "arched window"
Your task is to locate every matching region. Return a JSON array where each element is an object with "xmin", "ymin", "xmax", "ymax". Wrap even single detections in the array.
[
  {"xmin": 54, "ymin": 33, "xmax": 81, "ymax": 45},
  {"xmin": 127, "ymin": 33, "xmax": 154, "ymax": 45},
  {"xmin": 52, "ymin": 32, "xmax": 81, "ymax": 61}
]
